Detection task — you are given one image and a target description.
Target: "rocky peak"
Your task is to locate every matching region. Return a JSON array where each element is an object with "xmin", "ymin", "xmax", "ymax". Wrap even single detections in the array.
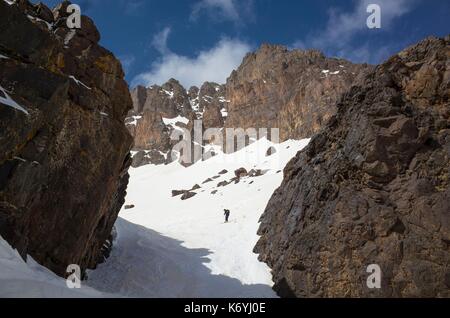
[
  {"xmin": 142, "ymin": 80, "xmax": 191, "ymax": 117},
  {"xmin": 197, "ymin": 81, "xmax": 227, "ymax": 120},
  {"xmin": 254, "ymin": 35, "xmax": 450, "ymax": 297},
  {"xmin": 127, "ymin": 77, "xmax": 229, "ymax": 167},
  {"xmin": 188, "ymin": 86, "xmax": 199, "ymax": 100},
  {"xmin": 226, "ymin": 43, "xmax": 371, "ymax": 141}
]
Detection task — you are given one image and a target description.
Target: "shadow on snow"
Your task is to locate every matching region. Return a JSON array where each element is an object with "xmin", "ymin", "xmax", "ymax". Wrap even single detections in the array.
[{"xmin": 86, "ymin": 218, "xmax": 276, "ymax": 298}]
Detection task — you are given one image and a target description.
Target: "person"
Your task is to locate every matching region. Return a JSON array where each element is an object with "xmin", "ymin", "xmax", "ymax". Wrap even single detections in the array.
[{"xmin": 224, "ymin": 209, "xmax": 230, "ymax": 223}]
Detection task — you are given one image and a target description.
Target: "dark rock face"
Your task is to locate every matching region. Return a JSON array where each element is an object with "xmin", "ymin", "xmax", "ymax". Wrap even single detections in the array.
[
  {"xmin": 142, "ymin": 79, "xmax": 191, "ymax": 118},
  {"xmin": 226, "ymin": 44, "xmax": 371, "ymax": 141},
  {"xmin": 255, "ymin": 36, "xmax": 450, "ymax": 297},
  {"xmin": 198, "ymin": 82, "xmax": 227, "ymax": 129},
  {"xmin": 132, "ymin": 111, "xmax": 171, "ymax": 151},
  {"xmin": 203, "ymin": 103, "xmax": 224, "ymax": 131},
  {"xmin": 0, "ymin": 1, "xmax": 132, "ymax": 276}
]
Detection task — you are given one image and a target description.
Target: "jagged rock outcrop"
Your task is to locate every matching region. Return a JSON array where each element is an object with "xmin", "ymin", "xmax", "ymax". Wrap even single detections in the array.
[
  {"xmin": 197, "ymin": 82, "xmax": 227, "ymax": 127},
  {"xmin": 131, "ymin": 111, "xmax": 171, "ymax": 151},
  {"xmin": 129, "ymin": 79, "xmax": 193, "ymax": 120},
  {"xmin": 226, "ymin": 44, "xmax": 371, "ymax": 141},
  {"xmin": 203, "ymin": 104, "xmax": 224, "ymax": 131},
  {"xmin": 255, "ymin": 36, "xmax": 450, "ymax": 297},
  {"xmin": 0, "ymin": 0, "xmax": 132, "ymax": 276},
  {"xmin": 127, "ymin": 80, "xmax": 228, "ymax": 167}
]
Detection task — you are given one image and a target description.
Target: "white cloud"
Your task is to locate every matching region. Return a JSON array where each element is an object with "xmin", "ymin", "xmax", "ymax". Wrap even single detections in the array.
[
  {"xmin": 132, "ymin": 28, "xmax": 252, "ymax": 89},
  {"xmin": 190, "ymin": 0, "xmax": 254, "ymax": 25},
  {"xmin": 119, "ymin": 54, "xmax": 135, "ymax": 75},
  {"xmin": 152, "ymin": 27, "xmax": 172, "ymax": 55},
  {"xmin": 123, "ymin": 0, "xmax": 145, "ymax": 15},
  {"xmin": 293, "ymin": 0, "xmax": 420, "ymax": 63},
  {"xmin": 314, "ymin": 0, "xmax": 415, "ymax": 48},
  {"xmin": 192, "ymin": 0, "xmax": 238, "ymax": 21}
]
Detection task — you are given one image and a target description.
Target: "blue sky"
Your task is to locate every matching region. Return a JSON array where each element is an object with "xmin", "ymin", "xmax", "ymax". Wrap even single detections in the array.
[{"xmin": 37, "ymin": 0, "xmax": 449, "ymax": 88}]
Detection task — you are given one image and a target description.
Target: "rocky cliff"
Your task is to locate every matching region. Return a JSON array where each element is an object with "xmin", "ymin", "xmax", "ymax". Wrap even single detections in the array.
[
  {"xmin": 255, "ymin": 36, "xmax": 450, "ymax": 297},
  {"xmin": 0, "ymin": 0, "xmax": 133, "ymax": 276},
  {"xmin": 225, "ymin": 44, "xmax": 371, "ymax": 141}
]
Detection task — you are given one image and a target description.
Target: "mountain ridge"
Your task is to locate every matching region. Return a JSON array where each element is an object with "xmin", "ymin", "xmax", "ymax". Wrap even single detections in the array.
[{"xmin": 127, "ymin": 44, "xmax": 371, "ymax": 167}]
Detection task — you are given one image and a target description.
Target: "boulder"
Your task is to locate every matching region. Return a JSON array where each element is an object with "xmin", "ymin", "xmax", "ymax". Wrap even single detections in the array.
[
  {"xmin": 171, "ymin": 190, "xmax": 185, "ymax": 197},
  {"xmin": 234, "ymin": 168, "xmax": 248, "ymax": 178},
  {"xmin": 217, "ymin": 181, "xmax": 230, "ymax": 187},
  {"xmin": 181, "ymin": 192, "xmax": 197, "ymax": 200},
  {"xmin": 266, "ymin": 147, "xmax": 277, "ymax": 157},
  {"xmin": 202, "ymin": 178, "xmax": 213, "ymax": 184}
]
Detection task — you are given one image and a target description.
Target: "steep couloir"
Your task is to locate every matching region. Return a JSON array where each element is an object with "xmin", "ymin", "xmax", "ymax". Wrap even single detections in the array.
[{"xmin": 0, "ymin": 0, "xmax": 133, "ymax": 276}]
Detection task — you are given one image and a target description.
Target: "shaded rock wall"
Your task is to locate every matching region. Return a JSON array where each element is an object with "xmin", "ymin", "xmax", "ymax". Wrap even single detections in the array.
[
  {"xmin": 255, "ymin": 36, "xmax": 450, "ymax": 297},
  {"xmin": 0, "ymin": 0, "xmax": 133, "ymax": 276}
]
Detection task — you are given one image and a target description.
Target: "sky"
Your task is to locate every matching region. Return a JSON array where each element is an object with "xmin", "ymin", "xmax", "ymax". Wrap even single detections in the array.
[{"xmin": 37, "ymin": 0, "xmax": 449, "ymax": 89}]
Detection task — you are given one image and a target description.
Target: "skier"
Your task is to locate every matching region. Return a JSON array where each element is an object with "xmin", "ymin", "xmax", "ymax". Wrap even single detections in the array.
[{"xmin": 224, "ymin": 209, "xmax": 230, "ymax": 223}]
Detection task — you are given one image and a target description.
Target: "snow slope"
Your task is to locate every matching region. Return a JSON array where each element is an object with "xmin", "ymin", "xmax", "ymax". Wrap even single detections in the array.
[
  {"xmin": 0, "ymin": 138, "xmax": 309, "ymax": 297},
  {"xmin": 87, "ymin": 138, "xmax": 310, "ymax": 297},
  {"xmin": 0, "ymin": 237, "xmax": 107, "ymax": 298}
]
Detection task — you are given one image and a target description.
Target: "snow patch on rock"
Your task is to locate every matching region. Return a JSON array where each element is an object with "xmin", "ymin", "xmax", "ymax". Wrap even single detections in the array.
[{"xmin": 0, "ymin": 85, "xmax": 29, "ymax": 115}]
